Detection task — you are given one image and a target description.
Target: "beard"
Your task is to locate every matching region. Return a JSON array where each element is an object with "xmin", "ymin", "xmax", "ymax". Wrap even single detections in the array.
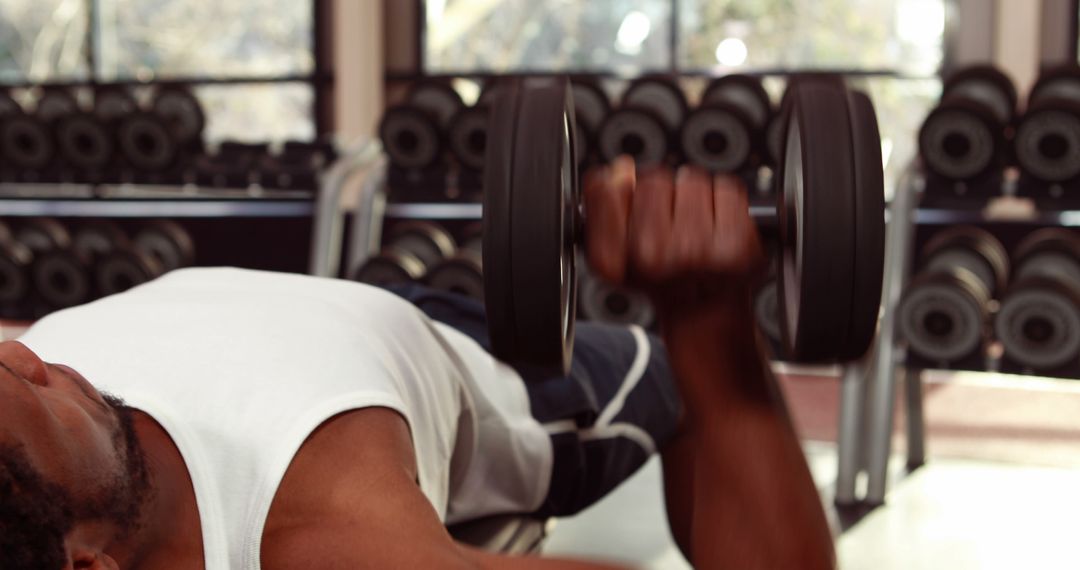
[{"xmin": 71, "ymin": 392, "xmax": 152, "ymax": 540}]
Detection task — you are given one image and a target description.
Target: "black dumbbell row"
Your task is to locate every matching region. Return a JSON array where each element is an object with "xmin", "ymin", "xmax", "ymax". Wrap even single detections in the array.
[
  {"xmin": 919, "ymin": 64, "xmax": 1080, "ymax": 201},
  {"xmin": 0, "ymin": 217, "xmax": 195, "ymax": 319},
  {"xmin": 0, "ymin": 86, "xmax": 336, "ymax": 191},
  {"xmin": 897, "ymin": 226, "xmax": 1080, "ymax": 377},
  {"xmin": 378, "ymin": 75, "xmax": 784, "ymax": 193}
]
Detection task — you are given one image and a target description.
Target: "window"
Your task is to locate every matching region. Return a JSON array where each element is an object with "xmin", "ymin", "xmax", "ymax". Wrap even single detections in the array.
[{"xmin": 0, "ymin": 0, "xmax": 326, "ymax": 143}]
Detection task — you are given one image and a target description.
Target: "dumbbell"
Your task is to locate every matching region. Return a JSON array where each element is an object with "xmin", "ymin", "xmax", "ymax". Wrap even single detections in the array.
[
  {"xmin": 598, "ymin": 76, "xmax": 687, "ymax": 166},
  {"xmin": 918, "ymin": 66, "xmax": 1017, "ymax": 185},
  {"xmin": 683, "ymin": 75, "xmax": 773, "ymax": 174},
  {"xmin": 379, "ymin": 81, "xmax": 463, "ymax": 171},
  {"xmin": 152, "ymin": 86, "xmax": 206, "ymax": 151},
  {"xmin": 447, "ymin": 105, "xmax": 489, "ymax": 173},
  {"xmin": 898, "ymin": 227, "xmax": 1009, "ymax": 366},
  {"xmin": 352, "ymin": 222, "xmax": 457, "ymax": 287},
  {"xmin": 118, "ymin": 111, "xmax": 179, "ymax": 176},
  {"xmin": 1013, "ymin": 65, "xmax": 1080, "ymax": 188},
  {"xmin": 56, "ymin": 97, "xmax": 115, "ymax": 177},
  {"xmin": 0, "ymin": 221, "xmax": 32, "ymax": 313},
  {"xmin": 259, "ymin": 141, "xmax": 336, "ymax": 190},
  {"xmin": 426, "ymin": 224, "xmax": 484, "ymax": 300},
  {"xmin": 995, "ymin": 229, "xmax": 1080, "ymax": 373},
  {"xmin": 579, "ymin": 258, "xmax": 655, "ymax": 328},
  {"xmin": 0, "ymin": 96, "xmax": 54, "ymax": 178},
  {"xmin": 195, "ymin": 142, "xmax": 268, "ymax": 188},
  {"xmin": 483, "ymin": 76, "xmax": 885, "ymax": 375},
  {"xmin": 132, "ymin": 220, "xmax": 196, "ymax": 273},
  {"xmin": 570, "ymin": 80, "xmax": 611, "ymax": 167},
  {"xmin": 70, "ymin": 220, "xmax": 165, "ymax": 297},
  {"xmin": 16, "ymin": 218, "xmax": 93, "ymax": 310}
]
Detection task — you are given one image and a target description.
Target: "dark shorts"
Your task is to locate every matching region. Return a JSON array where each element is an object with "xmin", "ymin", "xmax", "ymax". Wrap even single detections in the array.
[{"xmin": 386, "ymin": 284, "xmax": 682, "ymax": 517}]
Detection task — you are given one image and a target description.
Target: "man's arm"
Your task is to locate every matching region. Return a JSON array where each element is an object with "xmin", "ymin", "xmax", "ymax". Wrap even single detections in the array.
[
  {"xmin": 584, "ymin": 159, "xmax": 835, "ymax": 569},
  {"xmin": 261, "ymin": 407, "xmax": 626, "ymax": 570}
]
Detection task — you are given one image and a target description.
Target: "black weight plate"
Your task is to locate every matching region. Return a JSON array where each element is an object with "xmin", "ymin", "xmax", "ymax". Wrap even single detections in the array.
[
  {"xmin": 1029, "ymin": 64, "xmax": 1080, "ymax": 106},
  {"xmin": 16, "ymin": 218, "xmax": 70, "ymax": 253},
  {"xmin": 352, "ymin": 252, "xmax": 426, "ymax": 286},
  {"xmin": 1, "ymin": 114, "xmax": 53, "ymax": 170},
  {"xmin": 1013, "ymin": 100, "xmax": 1080, "ymax": 183},
  {"xmin": 0, "ymin": 240, "xmax": 31, "ymax": 304},
  {"xmin": 777, "ymin": 80, "xmax": 857, "ymax": 362},
  {"xmin": 483, "ymin": 80, "xmax": 523, "ymax": 363},
  {"xmin": 133, "ymin": 221, "xmax": 195, "ymax": 272},
  {"xmin": 33, "ymin": 249, "xmax": 91, "ymax": 308},
  {"xmin": 622, "ymin": 77, "xmax": 687, "ymax": 133},
  {"xmin": 995, "ymin": 276, "xmax": 1080, "ymax": 370},
  {"xmin": 96, "ymin": 246, "xmax": 163, "ymax": 296},
  {"xmin": 580, "ymin": 271, "xmax": 654, "ymax": 327},
  {"xmin": 387, "ymin": 221, "xmax": 457, "ymax": 269},
  {"xmin": 509, "ymin": 78, "xmax": 578, "ymax": 374},
  {"xmin": 94, "ymin": 87, "xmax": 138, "ymax": 123},
  {"xmin": 597, "ymin": 107, "xmax": 669, "ymax": 165},
  {"xmin": 943, "ymin": 65, "xmax": 1017, "ymax": 124},
  {"xmin": 379, "ymin": 105, "xmax": 443, "ymax": 169},
  {"xmin": 570, "ymin": 80, "xmax": 611, "ymax": 132},
  {"xmin": 73, "ymin": 220, "xmax": 130, "ymax": 260},
  {"xmin": 918, "ymin": 100, "xmax": 1001, "ymax": 181},
  {"xmin": 35, "ymin": 89, "xmax": 78, "ymax": 123},
  {"xmin": 426, "ymin": 252, "xmax": 484, "ymax": 300},
  {"xmin": 1012, "ymin": 228, "xmax": 1080, "ymax": 283},
  {"xmin": 118, "ymin": 112, "xmax": 178, "ymax": 171},
  {"xmin": 680, "ymin": 104, "xmax": 754, "ymax": 173},
  {"xmin": 922, "ymin": 226, "xmax": 1010, "ymax": 296},
  {"xmin": 448, "ymin": 105, "xmax": 490, "ymax": 171},
  {"xmin": 56, "ymin": 112, "xmax": 114, "ymax": 170},
  {"xmin": 153, "ymin": 87, "xmax": 205, "ymax": 145},
  {"xmin": 702, "ymin": 75, "xmax": 773, "ymax": 129},
  {"xmin": 899, "ymin": 268, "xmax": 990, "ymax": 363},
  {"xmin": 839, "ymin": 89, "xmax": 885, "ymax": 361},
  {"xmin": 407, "ymin": 81, "xmax": 464, "ymax": 129}
]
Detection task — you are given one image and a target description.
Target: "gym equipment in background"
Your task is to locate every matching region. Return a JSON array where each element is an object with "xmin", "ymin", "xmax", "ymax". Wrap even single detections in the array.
[
  {"xmin": 684, "ymin": 75, "xmax": 773, "ymax": 176},
  {"xmin": 996, "ymin": 228, "xmax": 1080, "ymax": 376},
  {"xmin": 597, "ymin": 76, "xmax": 685, "ymax": 165},
  {"xmin": 352, "ymin": 221, "xmax": 457, "ymax": 287},
  {"xmin": 482, "ymin": 76, "xmax": 885, "ymax": 376},
  {"xmin": 898, "ymin": 226, "xmax": 1009, "ymax": 369},
  {"xmin": 1014, "ymin": 65, "xmax": 1080, "ymax": 202}
]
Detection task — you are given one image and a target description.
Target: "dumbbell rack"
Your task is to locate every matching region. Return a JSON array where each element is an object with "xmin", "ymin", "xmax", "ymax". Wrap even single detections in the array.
[{"xmin": 837, "ymin": 164, "xmax": 1080, "ymax": 509}]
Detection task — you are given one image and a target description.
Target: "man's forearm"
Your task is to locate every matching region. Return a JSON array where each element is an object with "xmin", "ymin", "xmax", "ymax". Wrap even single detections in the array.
[{"xmin": 657, "ymin": 288, "xmax": 835, "ymax": 570}]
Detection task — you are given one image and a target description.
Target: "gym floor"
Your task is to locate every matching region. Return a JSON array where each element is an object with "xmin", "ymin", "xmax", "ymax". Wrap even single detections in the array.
[{"xmin": 4, "ymin": 320, "xmax": 1077, "ymax": 568}]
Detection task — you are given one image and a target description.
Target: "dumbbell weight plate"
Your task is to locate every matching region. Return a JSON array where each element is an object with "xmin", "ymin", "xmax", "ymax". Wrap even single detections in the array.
[
  {"xmin": 73, "ymin": 221, "xmax": 129, "ymax": 261},
  {"xmin": 118, "ymin": 113, "xmax": 178, "ymax": 171},
  {"xmin": 483, "ymin": 78, "xmax": 580, "ymax": 375},
  {"xmin": 1013, "ymin": 228, "xmax": 1080, "ymax": 281},
  {"xmin": 426, "ymin": 252, "xmax": 484, "ymax": 300},
  {"xmin": 36, "ymin": 89, "xmax": 78, "ymax": 123},
  {"xmin": 622, "ymin": 77, "xmax": 687, "ymax": 133},
  {"xmin": 1013, "ymin": 104, "xmax": 1080, "ymax": 183},
  {"xmin": 1, "ymin": 114, "xmax": 54, "ymax": 171},
  {"xmin": 597, "ymin": 107, "xmax": 669, "ymax": 165},
  {"xmin": 918, "ymin": 102, "xmax": 999, "ymax": 181},
  {"xmin": 995, "ymin": 279, "xmax": 1080, "ymax": 370},
  {"xmin": 0, "ymin": 240, "xmax": 32, "ymax": 304},
  {"xmin": 702, "ymin": 75, "xmax": 773, "ymax": 130},
  {"xmin": 922, "ymin": 226, "xmax": 1010, "ymax": 296},
  {"xmin": 56, "ymin": 113, "xmax": 114, "ymax": 171},
  {"xmin": 152, "ymin": 87, "xmax": 205, "ymax": 145},
  {"xmin": 899, "ymin": 269, "xmax": 989, "ymax": 362},
  {"xmin": 352, "ymin": 251, "xmax": 426, "ymax": 287},
  {"xmin": 754, "ymin": 279, "xmax": 781, "ymax": 345},
  {"xmin": 943, "ymin": 66, "xmax": 1017, "ymax": 125},
  {"xmin": 15, "ymin": 218, "xmax": 70, "ymax": 253},
  {"xmin": 96, "ymin": 247, "xmax": 164, "ymax": 296},
  {"xmin": 580, "ymin": 272, "xmax": 654, "ymax": 328},
  {"xmin": 386, "ymin": 221, "xmax": 456, "ymax": 269},
  {"xmin": 33, "ymin": 249, "xmax": 91, "ymax": 308},
  {"xmin": 448, "ymin": 106, "xmax": 489, "ymax": 171},
  {"xmin": 840, "ymin": 89, "xmax": 886, "ymax": 360},
  {"xmin": 379, "ymin": 105, "xmax": 443, "ymax": 169},
  {"xmin": 777, "ymin": 80, "xmax": 858, "ymax": 362},
  {"xmin": 571, "ymin": 80, "xmax": 610, "ymax": 165},
  {"xmin": 680, "ymin": 104, "xmax": 754, "ymax": 173},
  {"xmin": 407, "ymin": 81, "xmax": 464, "ymax": 129},
  {"xmin": 94, "ymin": 88, "xmax": 138, "ymax": 124},
  {"xmin": 133, "ymin": 221, "xmax": 195, "ymax": 273}
]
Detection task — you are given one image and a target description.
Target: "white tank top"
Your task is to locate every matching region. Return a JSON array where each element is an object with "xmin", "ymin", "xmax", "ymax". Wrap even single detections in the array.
[{"xmin": 19, "ymin": 268, "xmax": 552, "ymax": 570}]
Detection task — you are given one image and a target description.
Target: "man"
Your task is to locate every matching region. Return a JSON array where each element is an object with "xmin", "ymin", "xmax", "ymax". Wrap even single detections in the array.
[{"xmin": 0, "ymin": 160, "xmax": 834, "ymax": 569}]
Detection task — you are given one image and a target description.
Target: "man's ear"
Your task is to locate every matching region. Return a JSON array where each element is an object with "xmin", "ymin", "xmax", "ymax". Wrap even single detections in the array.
[{"xmin": 70, "ymin": 550, "xmax": 119, "ymax": 570}]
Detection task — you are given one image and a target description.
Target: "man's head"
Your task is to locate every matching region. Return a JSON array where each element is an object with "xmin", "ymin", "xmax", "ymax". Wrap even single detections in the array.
[{"xmin": 0, "ymin": 341, "xmax": 150, "ymax": 570}]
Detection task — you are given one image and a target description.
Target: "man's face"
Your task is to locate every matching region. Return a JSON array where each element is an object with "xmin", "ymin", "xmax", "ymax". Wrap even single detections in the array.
[{"xmin": 0, "ymin": 340, "xmax": 123, "ymax": 494}]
